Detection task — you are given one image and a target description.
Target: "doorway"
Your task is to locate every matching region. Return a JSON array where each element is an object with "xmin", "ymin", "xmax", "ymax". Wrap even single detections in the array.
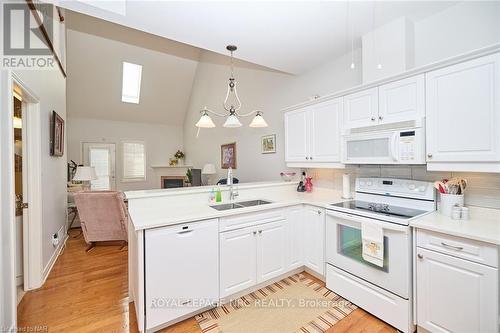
[
  {"xmin": 82, "ymin": 143, "xmax": 116, "ymax": 190},
  {"xmin": 13, "ymin": 91, "xmax": 26, "ymax": 303}
]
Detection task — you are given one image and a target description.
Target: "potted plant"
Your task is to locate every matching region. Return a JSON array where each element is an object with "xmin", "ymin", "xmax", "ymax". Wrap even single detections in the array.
[{"xmin": 186, "ymin": 168, "xmax": 193, "ymax": 186}]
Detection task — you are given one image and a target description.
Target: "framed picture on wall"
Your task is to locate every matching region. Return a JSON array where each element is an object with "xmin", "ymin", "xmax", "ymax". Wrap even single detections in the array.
[
  {"xmin": 221, "ymin": 142, "xmax": 237, "ymax": 169},
  {"xmin": 50, "ymin": 110, "xmax": 64, "ymax": 157},
  {"xmin": 261, "ymin": 134, "xmax": 276, "ymax": 154}
]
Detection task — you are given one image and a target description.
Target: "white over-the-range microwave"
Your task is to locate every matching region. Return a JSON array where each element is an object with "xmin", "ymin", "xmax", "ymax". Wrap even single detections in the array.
[{"xmin": 341, "ymin": 121, "xmax": 425, "ymax": 164}]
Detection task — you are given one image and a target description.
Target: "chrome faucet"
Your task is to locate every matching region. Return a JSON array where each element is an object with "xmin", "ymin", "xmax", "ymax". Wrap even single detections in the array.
[{"xmin": 227, "ymin": 168, "xmax": 239, "ymax": 201}]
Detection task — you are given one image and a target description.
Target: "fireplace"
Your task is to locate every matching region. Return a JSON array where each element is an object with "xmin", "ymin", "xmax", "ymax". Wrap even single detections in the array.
[{"xmin": 161, "ymin": 176, "xmax": 185, "ymax": 189}]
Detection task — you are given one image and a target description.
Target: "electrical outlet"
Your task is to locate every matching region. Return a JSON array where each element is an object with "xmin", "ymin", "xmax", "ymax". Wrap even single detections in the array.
[{"xmin": 52, "ymin": 233, "xmax": 59, "ymax": 247}]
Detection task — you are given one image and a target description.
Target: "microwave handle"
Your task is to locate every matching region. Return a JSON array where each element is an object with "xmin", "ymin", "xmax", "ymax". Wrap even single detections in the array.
[{"xmin": 390, "ymin": 132, "xmax": 399, "ymax": 162}]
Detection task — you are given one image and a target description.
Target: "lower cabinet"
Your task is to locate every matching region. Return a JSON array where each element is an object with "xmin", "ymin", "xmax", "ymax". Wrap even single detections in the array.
[
  {"xmin": 144, "ymin": 219, "xmax": 219, "ymax": 331},
  {"xmin": 220, "ymin": 219, "xmax": 287, "ymax": 298},
  {"xmin": 303, "ymin": 206, "xmax": 325, "ymax": 276},
  {"xmin": 286, "ymin": 206, "xmax": 304, "ymax": 270},
  {"xmin": 416, "ymin": 244, "xmax": 498, "ymax": 332}
]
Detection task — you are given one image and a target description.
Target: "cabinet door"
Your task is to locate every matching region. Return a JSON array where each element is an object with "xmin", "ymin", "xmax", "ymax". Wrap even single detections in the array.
[
  {"xmin": 220, "ymin": 226, "xmax": 257, "ymax": 298},
  {"xmin": 286, "ymin": 206, "xmax": 303, "ymax": 270},
  {"xmin": 343, "ymin": 87, "xmax": 379, "ymax": 129},
  {"xmin": 416, "ymin": 248, "xmax": 498, "ymax": 333},
  {"xmin": 257, "ymin": 220, "xmax": 287, "ymax": 283},
  {"xmin": 426, "ymin": 53, "xmax": 500, "ymax": 162},
  {"xmin": 285, "ymin": 108, "xmax": 309, "ymax": 162},
  {"xmin": 309, "ymin": 98, "xmax": 343, "ymax": 162},
  {"xmin": 378, "ymin": 74, "xmax": 424, "ymax": 124},
  {"xmin": 303, "ymin": 207, "xmax": 325, "ymax": 276},
  {"xmin": 145, "ymin": 220, "xmax": 219, "ymax": 330}
]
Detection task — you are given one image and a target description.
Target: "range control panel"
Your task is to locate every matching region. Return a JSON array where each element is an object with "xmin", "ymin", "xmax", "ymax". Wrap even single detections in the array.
[{"xmin": 355, "ymin": 178, "xmax": 435, "ymax": 200}]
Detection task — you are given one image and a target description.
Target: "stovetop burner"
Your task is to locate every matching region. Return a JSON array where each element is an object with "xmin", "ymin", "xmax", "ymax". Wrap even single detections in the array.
[{"xmin": 330, "ymin": 200, "xmax": 428, "ymax": 220}]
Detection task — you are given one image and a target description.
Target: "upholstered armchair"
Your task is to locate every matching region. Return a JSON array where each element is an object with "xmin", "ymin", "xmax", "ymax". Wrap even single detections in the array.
[{"xmin": 73, "ymin": 191, "xmax": 128, "ymax": 252}]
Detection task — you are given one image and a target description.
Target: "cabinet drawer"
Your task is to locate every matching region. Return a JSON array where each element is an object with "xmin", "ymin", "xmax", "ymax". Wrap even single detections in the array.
[
  {"xmin": 220, "ymin": 208, "xmax": 286, "ymax": 232},
  {"xmin": 417, "ymin": 229, "xmax": 498, "ymax": 267}
]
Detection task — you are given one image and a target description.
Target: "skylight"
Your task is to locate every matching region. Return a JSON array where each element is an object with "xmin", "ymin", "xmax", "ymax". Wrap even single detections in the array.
[{"xmin": 121, "ymin": 62, "xmax": 142, "ymax": 104}]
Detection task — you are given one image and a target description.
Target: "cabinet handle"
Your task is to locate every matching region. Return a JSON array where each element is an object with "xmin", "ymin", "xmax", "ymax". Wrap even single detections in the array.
[
  {"xmin": 253, "ymin": 231, "xmax": 257, "ymax": 235},
  {"xmin": 427, "ymin": 153, "xmax": 433, "ymax": 158},
  {"xmin": 441, "ymin": 242, "xmax": 464, "ymax": 251},
  {"xmin": 379, "ymin": 116, "xmax": 383, "ymax": 121},
  {"xmin": 317, "ymin": 210, "xmax": 322, "ymax": 215},
  {"xmin": 417, "ymin": 254, "xmax": 423, "ymax": 259},
  {"xmin": 310, "ymin": 156, "xmax": 313, "ymax": 160},
  {"xmin": 306, "ymin": 157, "xmax": 309, "ymax": 160},
  {"xmin": 371, "ymin": 117, "xmax": 376, "ymax": 121},
  {"xmin": 258, "ymin": 230, "xmax": 262, "ymax": 234},
  {"xmin": 177, "ymin": 230, "xmax": 193, "ymax": 235}
]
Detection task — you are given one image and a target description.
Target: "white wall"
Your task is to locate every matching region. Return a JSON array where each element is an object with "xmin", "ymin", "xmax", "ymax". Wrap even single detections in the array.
[{"xmin": 67, "ymin": 117, "xmax": 184, "ymax": 191}]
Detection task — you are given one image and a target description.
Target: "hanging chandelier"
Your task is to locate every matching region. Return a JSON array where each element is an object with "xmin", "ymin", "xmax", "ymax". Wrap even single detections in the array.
[{"xmin": 195, "ymin": 45, "xmax": 268, "ymax": 129}]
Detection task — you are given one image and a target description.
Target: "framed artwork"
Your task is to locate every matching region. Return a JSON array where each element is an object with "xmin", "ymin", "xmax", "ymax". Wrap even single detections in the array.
[
  {"xmin": 261, "ymin": 134, "xmax": 276, "ymax": 154},
  {"xmin": 221, "ymin": 142, "xmax": 237, "ymax": 169},
  {"xmin": 50, "ymin": 111, "xmax": 64, "ymax": 156}
]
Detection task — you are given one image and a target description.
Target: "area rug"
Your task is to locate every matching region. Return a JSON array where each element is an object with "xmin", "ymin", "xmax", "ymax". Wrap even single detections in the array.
[{"xmin": 195, "ymin": 274, "xmax": 357, "ymax": 333}]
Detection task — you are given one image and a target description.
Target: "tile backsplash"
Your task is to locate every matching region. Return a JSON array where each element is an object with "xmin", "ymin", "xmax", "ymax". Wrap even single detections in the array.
[{"xmin": 308, "ymin": 166, "xmax": 500, "ymax": 209}]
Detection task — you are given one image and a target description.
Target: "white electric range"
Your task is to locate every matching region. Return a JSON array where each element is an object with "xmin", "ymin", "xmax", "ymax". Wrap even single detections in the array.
[{"xmin": 325, "ymin": 178, "xmax": 436, "ymax": 333}]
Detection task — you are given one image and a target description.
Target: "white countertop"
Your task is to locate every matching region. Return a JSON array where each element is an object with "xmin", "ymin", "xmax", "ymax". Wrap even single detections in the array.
[
  {"xmin": 125, "ymin": 182, "xmax": 347, "ymax": 230},
  {"xmin": 411, "ymin": 206, "xmax": 500, "ymax": 245}
]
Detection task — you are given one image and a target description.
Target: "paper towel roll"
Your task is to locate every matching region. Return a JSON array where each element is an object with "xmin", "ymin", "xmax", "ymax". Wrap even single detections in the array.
[{"xmin": 342, "ymin": 174, "xmax": 352, "ymax": 199}]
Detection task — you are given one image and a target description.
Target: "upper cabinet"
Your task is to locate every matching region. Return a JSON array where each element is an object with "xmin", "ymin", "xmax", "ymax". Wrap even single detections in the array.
[
  {"xmin": 378, "ymin": 75, "xmax": 425, "ymax": 124},
  {"xmin": 344, "ymin": 76, "xmax": 424, "ymax": 130},
  {"xmin": 426, "ymin": 53, "xmax": 500, "ymax": 172},
  {"xmin": 343, "ymin": 87, "xmax": 378, "ymax": 128},
  {"xmin": 284, "ymin": 98, "xmax": 343, "ymax": 167}
]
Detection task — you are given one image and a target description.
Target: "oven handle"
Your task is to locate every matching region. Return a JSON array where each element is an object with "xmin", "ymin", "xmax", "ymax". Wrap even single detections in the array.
[{"xmin": 326, "ymin": 210, "xmax": 409, "ymax": 233}]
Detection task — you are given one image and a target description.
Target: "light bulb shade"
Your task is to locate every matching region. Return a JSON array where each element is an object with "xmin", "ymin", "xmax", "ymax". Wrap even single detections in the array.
[
  {"xmin": 249, "ymin": 112, "xmax": 268, "ymax": 128},
  {"xmin": 202, "ymin": 163, "xmax": 216, "ymax": 175},
  {"xmin": 223, "ymin": 114, "xmax": 242, "ymax": 128},
  {"xmin": 195, "ymin": 113, "xmax": 216, "ymax": 128},
  {"xmin": 73, "ymin": 166, "xmax": 98, "ymax": 181}
]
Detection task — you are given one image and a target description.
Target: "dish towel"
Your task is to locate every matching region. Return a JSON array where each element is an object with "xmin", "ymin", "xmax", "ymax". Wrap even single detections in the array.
[{"xmin": 361, "ymin": 222, "xmax": 384, "ymax": 267}]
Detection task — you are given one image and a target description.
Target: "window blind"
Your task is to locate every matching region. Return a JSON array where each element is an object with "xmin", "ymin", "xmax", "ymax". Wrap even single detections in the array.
[{"xmin": 123, "ymin": 142, "xmax": 145, "ymax": 180}]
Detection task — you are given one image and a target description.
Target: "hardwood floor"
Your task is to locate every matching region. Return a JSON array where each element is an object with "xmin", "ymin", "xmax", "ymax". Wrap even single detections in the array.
[{"xmin": 18, "ymin": 229, "xmax": 396, "ymax": 333}]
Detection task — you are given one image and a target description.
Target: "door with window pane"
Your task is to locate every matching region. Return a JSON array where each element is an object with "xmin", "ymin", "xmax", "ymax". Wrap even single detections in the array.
[{"xmin": 82, "ymin": 143, "xmax": 116, "ymax": 190}]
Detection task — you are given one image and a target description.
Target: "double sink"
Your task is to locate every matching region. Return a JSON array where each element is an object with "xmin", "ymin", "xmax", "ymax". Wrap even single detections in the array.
[{"xmin": 210, "ymin": 199, "xmax": 272, "ymax": 211}]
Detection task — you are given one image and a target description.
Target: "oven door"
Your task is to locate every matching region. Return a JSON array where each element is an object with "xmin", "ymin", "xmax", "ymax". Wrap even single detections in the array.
[
  {"xmin": 342, "ymin": 130, "xmax": 399, "ymax": 164},
  {"xmin": 325, "ymin": 210, "xmax": 411, "ymax": 298}
]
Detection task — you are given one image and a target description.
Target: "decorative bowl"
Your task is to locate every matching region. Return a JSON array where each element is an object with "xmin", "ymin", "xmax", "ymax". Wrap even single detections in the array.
[{"xmin": 280, "ymin": 172, "xmax": 296, "ymax": 182}]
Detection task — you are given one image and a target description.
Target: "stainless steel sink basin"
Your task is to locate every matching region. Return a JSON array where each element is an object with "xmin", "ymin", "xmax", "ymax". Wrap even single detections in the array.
[
  {"xmin": 237, "ymin": 200, "xmax": 272, "ymax": 207},
  {"xmin": 210, "ymin": 200, "xmax": 272, "ymax": 211}
]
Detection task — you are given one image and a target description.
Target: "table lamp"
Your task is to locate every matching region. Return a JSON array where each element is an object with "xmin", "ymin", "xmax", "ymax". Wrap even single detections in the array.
[
  {"xmin": 73, "ymin": 166, "xmax": 98, "ymax": 191},
  {"xmin": 202, "ymin": 163, "xmax": 216, "ymax": 185}
]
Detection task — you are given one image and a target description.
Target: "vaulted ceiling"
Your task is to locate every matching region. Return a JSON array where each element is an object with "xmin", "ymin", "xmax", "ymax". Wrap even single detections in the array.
[{"xmin": 55, "ymin": 0, "xmax": 458, "ymax": 74}]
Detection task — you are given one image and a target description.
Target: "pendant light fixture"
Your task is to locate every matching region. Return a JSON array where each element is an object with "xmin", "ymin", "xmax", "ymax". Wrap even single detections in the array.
[{"xmin": 195, "ymin": 45, "xmax": 268, "ymax": 129}]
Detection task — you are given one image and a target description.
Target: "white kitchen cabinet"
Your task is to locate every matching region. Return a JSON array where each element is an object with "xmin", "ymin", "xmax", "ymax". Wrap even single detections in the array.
[
  {"xmin": 145, "ymin": 219, "xmax": 219, "ymax": 331},
  {"xmin": 286, "ymin": 206, "xmax": 303, "ymax": 270},
  {"xmin": 426, "ymin": 53, "xmax": 500, "ymax": 171},
  {"xmin": 343, "ymin": 87, "xmax": 378, "ymax": 129},
  {"xmin": 219, "ymin": 226, "xmax": 258, "ymax": 298},
  {"xmin": 284, "ymin": 108, "xmax": 309, "ymax": 162},
  {"xmin": 378, "ymin": 74, "xmax": 424, "ymax": 124},
  {"xmin": 257, "ymin": 220, "xmax": 287, "ymax": 283},
  {"xmin": 309, "ymin": 99, "xmax": 343, "ymax": 162},
  {"xmin": 303, "ymin": 206, "xmax": 325, "ymax": 276},
  {"xmin": 416, "ymin": 247, "xmax": 498, "ymax": 333}
]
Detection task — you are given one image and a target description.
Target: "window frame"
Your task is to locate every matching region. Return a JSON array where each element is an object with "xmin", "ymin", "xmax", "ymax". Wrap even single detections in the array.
[{"xmin": 121, "ymin": 140, "xmax": 147, "ymax": 183}]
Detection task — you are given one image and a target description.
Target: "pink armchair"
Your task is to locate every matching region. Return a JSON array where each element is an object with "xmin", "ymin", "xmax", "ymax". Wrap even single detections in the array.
[{"xmin": 73, "ymin": 191, "xmax": 128, "ymax": 252}]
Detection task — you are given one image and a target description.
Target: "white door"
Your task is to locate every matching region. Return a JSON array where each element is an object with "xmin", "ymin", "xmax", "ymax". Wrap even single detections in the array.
[
  {"xmin": 416, "ymin": 248, "xmax": 498, "ymax": 333},
  {"xmin": 219, "ymin": 226, "xmax": 257, "ymax": 298},
  {"xmin": 145, "ymin": 219, "xmax": 219, "ymax": 330},
  {"xmin": 426, "ymin": 53, "xmax": 500, "ymax": 162},
  {"xmin": 378, "ymin": 74, "xmax": 425, "ymax": 124},
  {"xmin": 82, "ymin": 143, "xmax": 116, "ymax": 190},
  {"xmin": 284, "ymin": 108, "xmax": 309, "ymax": 162},
  {"xmin": 257, "ymin": 220, "xmax": 287, "ymax": 283},
  {"xmin": 286, "ymin": 206, "xmax": 303, "ymax": 270},
  {"xmin": 309, "ymin": 98, "xmax": 342, "ymax": 162},
  {"xmin": 343, "ymin": 87, "xmax": 379, "ymax": 129},
  {"xmin": 303, "ymin": 206, "xmax": 325, "ymax": 276}
]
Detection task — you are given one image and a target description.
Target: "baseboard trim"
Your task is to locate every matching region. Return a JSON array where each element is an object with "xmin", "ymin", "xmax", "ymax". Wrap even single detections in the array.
[{"xmin": 41, "ymin": 233, "xmax": 69, "ymax": 286}]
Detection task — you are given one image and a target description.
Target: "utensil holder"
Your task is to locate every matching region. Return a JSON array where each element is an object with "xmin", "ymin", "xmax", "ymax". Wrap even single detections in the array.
[{"xmin": 439, "ymin": 194, "xmax": 465, "ymax": 217}]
